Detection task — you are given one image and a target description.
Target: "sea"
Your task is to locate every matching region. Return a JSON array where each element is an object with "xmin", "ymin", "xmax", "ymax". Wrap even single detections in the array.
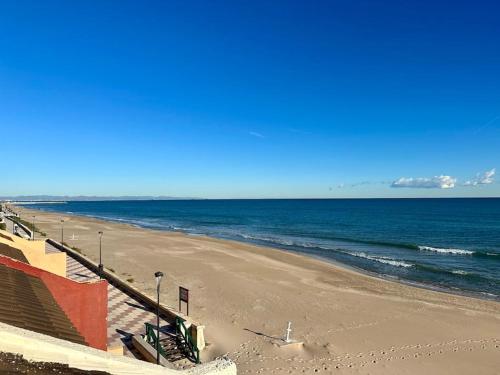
[{"xmin": 23, "ymin": 198, "xmax": 500, "ymax": 300}]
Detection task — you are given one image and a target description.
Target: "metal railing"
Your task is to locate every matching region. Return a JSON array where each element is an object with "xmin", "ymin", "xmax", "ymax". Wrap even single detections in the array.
[
  {"xmin": 175, "ymin": 316, "xmax": 200, "ymax": 364},
  {"xmin": 144, "ymin": 320, "xmax": 200, "ymax": 364},
  {"xmin": 144, "ymin": 322, "xmax": 166, "ymax": 358}
]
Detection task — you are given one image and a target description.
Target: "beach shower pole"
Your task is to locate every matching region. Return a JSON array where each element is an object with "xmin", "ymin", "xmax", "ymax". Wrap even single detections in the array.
[
  {"xmin": 154, "ymin": 271, "xmax": 164, "ymax": 365},
  {"xmin": 98, "ymin": 231, "xmax": 103, "ymax": 278},
  {"xmin": 285, "ymin": 321, "xmax": 292, "ymax": 343}
]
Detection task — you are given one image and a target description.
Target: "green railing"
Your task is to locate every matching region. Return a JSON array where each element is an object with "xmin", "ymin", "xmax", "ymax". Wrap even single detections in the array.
[
  {"xmin": 144, "ymin": 322, "xmax": 166, "ymax": 358},
  {"xmin": 175, "ymin": 317, "xmax": 200, "ymax": 364},
  {"xmin": 144, "ymin": 320, "xmax": 200, "ymax": 364}
]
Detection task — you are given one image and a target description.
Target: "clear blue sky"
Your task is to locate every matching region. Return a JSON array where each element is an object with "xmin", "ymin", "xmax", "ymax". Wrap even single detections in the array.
[{"xmin": 1, "ymin": 1, "xmax": 499, "ymax": 198}]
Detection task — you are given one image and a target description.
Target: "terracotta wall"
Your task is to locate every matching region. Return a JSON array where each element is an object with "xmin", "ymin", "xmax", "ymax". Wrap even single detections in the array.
[{"xmin": 0, "ymin": 255, "xmax": 107, "ymax": 350}]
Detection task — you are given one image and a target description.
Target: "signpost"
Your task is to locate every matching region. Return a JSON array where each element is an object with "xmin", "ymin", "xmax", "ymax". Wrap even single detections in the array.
[{"xmin": 179, "ymin": 286, "xmax": 189, "ymax": 316}]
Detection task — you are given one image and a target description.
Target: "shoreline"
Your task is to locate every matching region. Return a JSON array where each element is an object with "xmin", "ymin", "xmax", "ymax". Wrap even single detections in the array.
[
  {"xmin": 18, "ymin": 205, "xmax": 500, "ymax": 303},
  {"xmin": 8, "ymin": 204, "xmax": 500, "ymax": 374}
]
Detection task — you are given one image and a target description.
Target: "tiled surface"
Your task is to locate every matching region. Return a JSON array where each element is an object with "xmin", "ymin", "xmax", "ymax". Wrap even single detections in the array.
[{"xmin": 45, "ymin": 242, "xmax": 166, "ymax": 356}]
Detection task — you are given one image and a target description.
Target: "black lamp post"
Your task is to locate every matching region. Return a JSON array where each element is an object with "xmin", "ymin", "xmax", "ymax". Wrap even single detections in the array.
[
  {"xmin": 61, "ymin": 219, "xmax": 64, "ymax": 245},
  {"xmin": 154, "ymin": 271, "xmax": 164, "ymax": 365},
  {"xmin": 98, "ymin": 231, "xmax": 103, "ymax": 278},
  {"xmin": 32, "ymin": 216, "xmax": 35, "ymax": 241}
]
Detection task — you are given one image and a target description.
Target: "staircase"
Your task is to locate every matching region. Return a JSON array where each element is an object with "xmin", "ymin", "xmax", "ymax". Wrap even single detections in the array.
[
  {"xmin": 159, "ymin": 333, "xmax": 186, "ymax": 363},
  {"xmin": 144, "ymin": 321, "xmax": 199, "ymax": 366}
]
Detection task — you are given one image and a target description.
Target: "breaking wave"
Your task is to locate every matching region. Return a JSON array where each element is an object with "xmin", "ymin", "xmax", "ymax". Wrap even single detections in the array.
[
  {"xmin": 345, "ymin": 251, "xmax": 414, "ymax": 268},
  {"xmin": 418, "ymin": 246, "xmax": 475, "ymax": 255}
]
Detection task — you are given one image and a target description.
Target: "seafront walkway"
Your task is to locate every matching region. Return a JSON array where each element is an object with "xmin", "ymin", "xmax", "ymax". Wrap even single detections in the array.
[
  {"xmin": 44, "ymin": 241, "xmax": 164, "ymax": 356},
  {"xmin": 4, "ymin": 217, "xmax": 26, "ymax": 237},
  {"xmin": 3, "ymin": 214, "xmax": 191, "ymax": 365}
]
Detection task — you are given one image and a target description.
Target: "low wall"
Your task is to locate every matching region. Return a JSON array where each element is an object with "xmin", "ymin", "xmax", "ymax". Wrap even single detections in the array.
[
  {"xmin": 5, "ymin": 216, "xmax": 33, "ymax": 239},
  {"xmin": 0, "ymin": 255, "xmax": 108, "ymax": 350},
  {"xmin": 0, "ymin": 322, "xmax": 237, "ymax": 375},
  {"xmin": 47, "ymin": 238, "xmax": 205, "ymax": 350}
]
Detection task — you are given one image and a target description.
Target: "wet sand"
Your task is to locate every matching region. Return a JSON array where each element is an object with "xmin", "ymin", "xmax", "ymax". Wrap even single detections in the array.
[{"xmin": 12, "ymin": 205, "xmax": 500, "ymax": 374}]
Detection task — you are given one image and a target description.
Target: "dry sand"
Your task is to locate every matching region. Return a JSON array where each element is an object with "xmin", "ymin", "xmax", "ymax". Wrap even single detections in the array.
[{"xmin": 12, "ymin": 205, "xmax": 500, "ymax": 374}]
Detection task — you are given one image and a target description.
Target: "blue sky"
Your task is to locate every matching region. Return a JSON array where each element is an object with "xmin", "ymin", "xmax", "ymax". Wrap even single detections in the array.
[{"xmin": 0, "ymin": 0, "xmax": 499, "ymax": 198}]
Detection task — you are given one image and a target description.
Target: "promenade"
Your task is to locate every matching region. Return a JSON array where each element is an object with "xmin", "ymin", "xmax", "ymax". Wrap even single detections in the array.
[
  {"xmin": 45, "ymin": 241, "xmax": 164, "ymax": 356},
  {"xmin": 3, "ymin": 214, "xmax": 190, "ymax": 367}
]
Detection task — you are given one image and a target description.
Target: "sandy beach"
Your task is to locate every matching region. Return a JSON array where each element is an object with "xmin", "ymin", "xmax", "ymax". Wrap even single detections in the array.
[{"xmin": 12, "ymin": 205, "xmax": 500, "ymax": 374}]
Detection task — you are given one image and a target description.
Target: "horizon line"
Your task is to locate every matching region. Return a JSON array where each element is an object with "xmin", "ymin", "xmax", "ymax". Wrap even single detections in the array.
[{"xmin": 3, "ymin": 196, "xmax": 500, "ymax": 202}]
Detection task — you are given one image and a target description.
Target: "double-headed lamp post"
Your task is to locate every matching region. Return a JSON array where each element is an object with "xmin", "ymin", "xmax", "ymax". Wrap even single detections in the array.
[
  {"xmin": 98, "ymin": 231, "xmax": 103, "ymax": 278},
  {"xmin": 154, "ymin": 271, "xmax": 164, "ymax": 365}
]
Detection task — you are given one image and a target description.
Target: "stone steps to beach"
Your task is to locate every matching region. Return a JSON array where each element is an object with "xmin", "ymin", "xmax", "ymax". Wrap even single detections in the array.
[{"xmin": 160, "ymin": 334, "xmax": 187, "ymax": 363}]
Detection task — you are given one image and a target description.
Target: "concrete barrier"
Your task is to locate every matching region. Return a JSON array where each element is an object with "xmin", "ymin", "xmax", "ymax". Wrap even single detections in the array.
[
  {"xmin": 131, "ymin": 335, "xmax": 175, "ymax": 368},
  {"xmin": 5, "ymin": 216, "xmax": 33, "ymax": 239},
  {"xmin": 0, "ymin": 322, "xmax": 237, "ymax": 375}
]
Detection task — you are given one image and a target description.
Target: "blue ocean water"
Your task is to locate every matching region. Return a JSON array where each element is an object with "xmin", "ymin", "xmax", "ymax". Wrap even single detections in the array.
[{"xmin": 24, "ymin": 199, "xmax": 500, "ymax": 299}]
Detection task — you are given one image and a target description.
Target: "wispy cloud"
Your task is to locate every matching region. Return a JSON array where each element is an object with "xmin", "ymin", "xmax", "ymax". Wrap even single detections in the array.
[
  {"xmin": 391, "ymin": 175, "xmax": 456, "ymax": 189},
  {"xmin": 473, "ymin": 116, "xmax": 500, "ymax": 134},
  {"xmin": 464, "ymin": 168, "xmax": 496, "ymax": 186},
  {"xmin": 288, "ymin": 128, "xmax": 312, "ymax": 136},
  {"xmin": 249, "ymin": 131, "xmax": 265, "ymax": 138},
  {"xmin": 336, "ymin": 181, "xmax": 389, "ymax": 189}
]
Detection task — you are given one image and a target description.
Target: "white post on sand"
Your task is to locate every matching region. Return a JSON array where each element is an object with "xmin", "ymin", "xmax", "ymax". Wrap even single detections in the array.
[
  {"xmin": 285, "ymin": 321, "xmax": 292, "ymax": 343},
  {"xmin": 276, "ymin": 321, "xmax": 302, "ymax": 348}
]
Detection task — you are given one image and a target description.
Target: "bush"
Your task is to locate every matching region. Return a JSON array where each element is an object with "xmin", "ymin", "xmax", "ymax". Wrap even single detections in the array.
[
  {"xmin": 11, "ymin": 217, "xmax": 45, "ymax": 236},
  {"xmin": 0, "ymin": 222, "xmax": 6, "ymax": 231}
]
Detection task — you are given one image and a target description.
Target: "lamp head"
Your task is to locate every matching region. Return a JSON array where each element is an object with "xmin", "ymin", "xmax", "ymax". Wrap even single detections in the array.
[
  {"xmin": 98, "ymin": 231, "xmax": 103, "ymax": 237},
  {"xmin": 155, "ymin": 271, "xmax": 164, "ymax": 288}
]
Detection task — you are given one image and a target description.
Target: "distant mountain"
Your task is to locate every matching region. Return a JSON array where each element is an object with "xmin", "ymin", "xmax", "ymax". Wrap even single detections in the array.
[{"xmin": 0, "ymin": 195, "xmax": 200, "ymax": 202}]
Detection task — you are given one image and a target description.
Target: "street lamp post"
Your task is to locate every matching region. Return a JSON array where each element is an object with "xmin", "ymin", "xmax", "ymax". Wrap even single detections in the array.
[
  {"xmin": 61, "ymin": 219, "xmax": 64, "ymax": 245},
  {"xmin": 154, "ymin": 271, "xmax": 164, "ymax": 365},
  {"xmin": 32, "ymin": 216, "xmax": 35, "ymax": 241},
  {"xmin": 98, "ymin": 231, "xmax": 103, "ymax": 278}
]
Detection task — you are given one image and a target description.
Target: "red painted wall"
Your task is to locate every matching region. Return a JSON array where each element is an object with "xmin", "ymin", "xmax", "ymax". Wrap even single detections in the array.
[{"xmin": 0, "ymin": 255, "xmax": 108, "ymax": 350}]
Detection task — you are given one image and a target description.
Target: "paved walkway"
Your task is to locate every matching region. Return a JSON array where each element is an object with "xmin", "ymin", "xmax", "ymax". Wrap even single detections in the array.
[
  {"xmin": 45, "ymin": 241, "xmax": 166, "ymax": 356},
  {"xmin": 4, "ymin": 217, "xmax": 32, "ymax": 240},
  {"xmin": 4, "ymin": 218, "xmax": 17, "ymax": 236}
]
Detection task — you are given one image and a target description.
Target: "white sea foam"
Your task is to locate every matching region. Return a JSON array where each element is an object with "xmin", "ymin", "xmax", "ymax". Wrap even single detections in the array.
[
  {"xmin": 239, "ymin": 233, "xmax": 294, "ymax": 246},
  {"xmin": 418, "ymin": 246, "xmax": 474, "ymax": 255},
  {"xmin": 347, "ymin": 251, "xmax": 413, "ymax": 268},
  {"xmin": 452, "ymin": 270, "xmax": 469, "ymax": 275}
]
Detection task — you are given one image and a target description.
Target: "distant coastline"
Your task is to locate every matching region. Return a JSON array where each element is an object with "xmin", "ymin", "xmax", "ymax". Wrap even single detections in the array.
[
  {"xmin": 2, "ymin": 196, "xmax": 500, "ymax": 202},
  {"xmin": 0, "ymin": 196, "xmax": 201, "ymax": 202}
]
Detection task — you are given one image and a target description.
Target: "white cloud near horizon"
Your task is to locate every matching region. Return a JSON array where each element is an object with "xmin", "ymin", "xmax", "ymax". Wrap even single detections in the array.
[
  {"xmin": 337, "ymin": 170, "xmax": 495, "ymax": 191},
  {"xmin": 464, "ymin": 168, "xmax": 496, "ymax": 186},
  {"xmin": 391, "ymin": 175, "xmax": 457, "ymax": 189}
]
